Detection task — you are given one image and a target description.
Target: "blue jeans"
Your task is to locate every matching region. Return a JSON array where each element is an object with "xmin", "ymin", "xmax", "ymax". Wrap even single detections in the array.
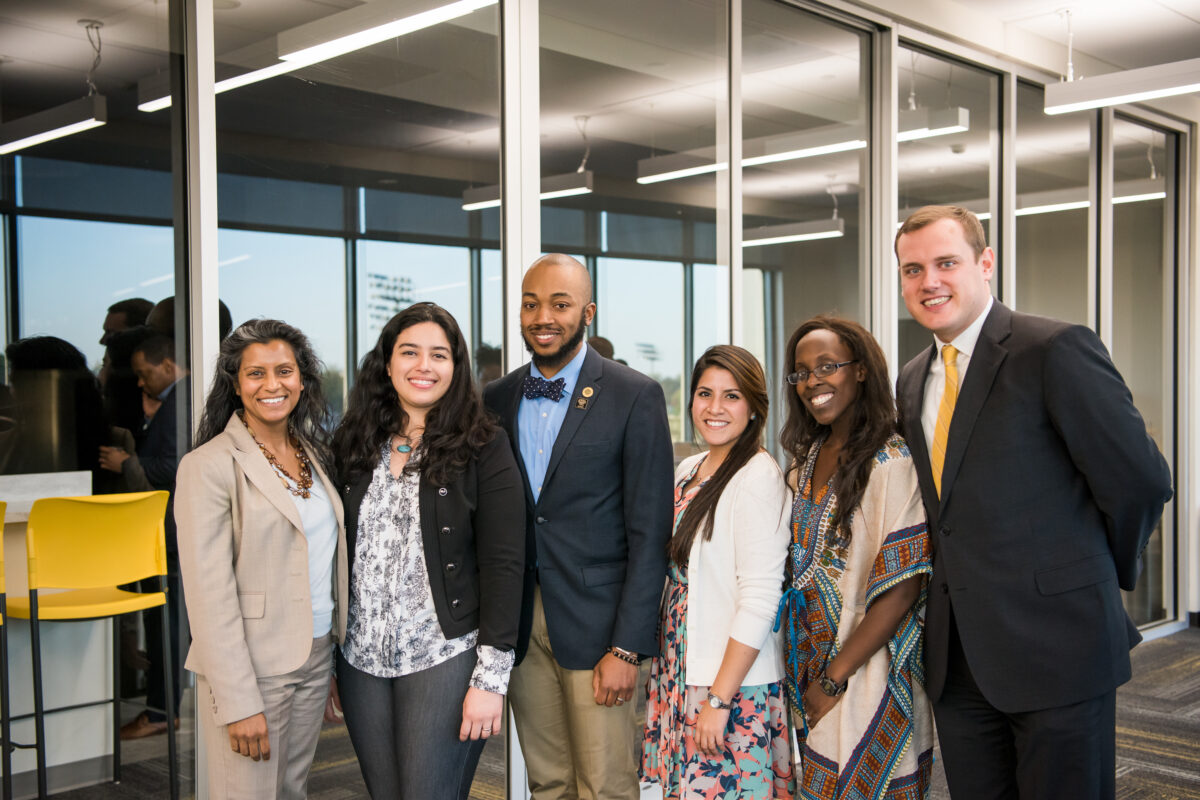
[{"xmin": 336, "ymin": 647, "xmax": 485, "ymax": 800}]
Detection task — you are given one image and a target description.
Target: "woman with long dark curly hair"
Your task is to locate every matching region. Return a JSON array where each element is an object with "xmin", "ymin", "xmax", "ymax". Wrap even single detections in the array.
[
  {"xmin": 331, "ymin": 302, "xmax": 525, "ymax": 799},
  {"xmin": 776, "ymin": 316, "xmax": 934, "ymax": 799},
  {"xmin": 641, "ymin": 345, "xmax": 795, "ymax": 799},
  {"xmin": 175, "ymin": 319, "xmax": 347, "ymax": 799}
]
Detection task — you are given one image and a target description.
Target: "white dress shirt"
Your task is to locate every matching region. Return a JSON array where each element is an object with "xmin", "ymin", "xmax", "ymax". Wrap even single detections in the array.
[{"xmin": 921, "ymin": 295, "xmax": 994, "ymax": 457}]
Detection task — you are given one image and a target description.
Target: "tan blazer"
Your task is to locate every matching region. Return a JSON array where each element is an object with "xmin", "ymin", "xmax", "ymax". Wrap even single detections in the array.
[{"xmin": 176, "ymin": 414, "xmax": 348, "ymax": 726}]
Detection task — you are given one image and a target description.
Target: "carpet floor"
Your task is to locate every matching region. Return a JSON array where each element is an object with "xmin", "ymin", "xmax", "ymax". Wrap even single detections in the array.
[{"xmin": 45, "ymin": 628, "xmax": 1200, "ymax": 799}]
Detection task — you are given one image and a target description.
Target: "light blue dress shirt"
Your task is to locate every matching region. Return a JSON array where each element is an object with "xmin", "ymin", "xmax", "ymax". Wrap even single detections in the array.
[{"xmin": 518, "ymin": 343, "xmax": 589, "ymax": 503}]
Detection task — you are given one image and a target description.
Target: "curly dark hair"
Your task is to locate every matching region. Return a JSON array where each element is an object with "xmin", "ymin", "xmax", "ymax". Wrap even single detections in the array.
[
  {"xmin": 332, "ymin": 302, "xmax": 496, "ymax": 487},
  {"xmin": 668, "ymin": 345, "xmax": 769, "ymax": 565},
  {"xmin": 194, "ymin": 319, "xmax": 332, "ymax": 468},
  {"xmin": 779, "ymin": 315, "xmax": 896, "ymax": 541}
]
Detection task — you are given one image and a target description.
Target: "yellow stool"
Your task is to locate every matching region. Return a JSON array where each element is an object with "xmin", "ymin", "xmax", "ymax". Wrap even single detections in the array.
[{"xmin": 7, "ymin": 492, "xmax": 177, "ymax": 800}]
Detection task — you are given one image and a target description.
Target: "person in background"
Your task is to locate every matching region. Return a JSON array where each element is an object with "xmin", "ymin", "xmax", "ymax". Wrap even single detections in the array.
[
  {"xmin": 332, "ymin": 302, "xmax": 525, "ymax": 799},
  {"xmin": 482, "ymin": 254, "xmax": 673, "ymax": 800},
  {"xmin": 100, "ymin": 297, "xmax": 154, "ymax": 346},
  {"xmin": 176, "ymin": 319, "xmax": 346, "ymax": 798},
  {"xmin": 642, "ymin": 344, "xmax": 794, "ymax": 799},
  {"xmin": 895, "ymin": 205, "xmax": 1172, "ymax": 798},
  {"xmin": 587, "ymin": 336, "xmax": 614, "ymax": 360},
  {"xmin": 118, "ymin": 333, "xmax": 189, "ymax": 739},
  {"xmin": 777, "ymin": 315, "xmax": 934, "ymax": 798}
]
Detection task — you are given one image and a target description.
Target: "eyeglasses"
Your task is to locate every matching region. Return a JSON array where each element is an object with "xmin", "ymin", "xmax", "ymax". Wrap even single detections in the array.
[{"xmin": 785, "ymin": 360, "xmax": 857, "ymax": 385}]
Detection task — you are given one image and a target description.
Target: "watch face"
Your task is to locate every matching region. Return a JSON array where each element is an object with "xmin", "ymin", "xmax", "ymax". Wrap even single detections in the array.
[{"xmin": 708, "ymin": 695, "xmax": 720, "ymax": 708}]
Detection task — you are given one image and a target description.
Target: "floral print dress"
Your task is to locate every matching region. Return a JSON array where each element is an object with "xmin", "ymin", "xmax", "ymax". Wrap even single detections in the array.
[{"xmin": 641, "ymin": 459, "xmax": 795, "ymax": 800}]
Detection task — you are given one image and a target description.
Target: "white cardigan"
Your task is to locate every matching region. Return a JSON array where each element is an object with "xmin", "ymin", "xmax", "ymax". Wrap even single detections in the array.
[{"xmin": 678, "ymin": 449, "xmax": 791, "ymax": 688}]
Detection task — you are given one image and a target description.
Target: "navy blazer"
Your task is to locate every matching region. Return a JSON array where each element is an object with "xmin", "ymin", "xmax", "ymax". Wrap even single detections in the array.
[
  {"xmin": 139, "ymin": 376, "xmax": 188, "ymax": 554},
  {"xmin": 483, "ymin": 347, "xmax": 674, "ymax": 669},
  {"xmin": 341, "ymin": 429, "xmax": 526, "ymax": 651},
  {"xmin": 897, "ymin": 301, "xmax": 1172, "ymax": 713}
]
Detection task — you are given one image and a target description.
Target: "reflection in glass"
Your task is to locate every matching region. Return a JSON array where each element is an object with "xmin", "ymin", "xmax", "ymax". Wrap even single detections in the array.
[
  {"xmin": 540, "ymin": 0, "xmax": 725, "ymax": 455},
  {"xmin": 1112, "ymin": 119, "xmax": 1175, "ymax": 627},
  {"xmin": 742, "ymin": 0, "xmax": 870, "ymax": 340},
  {"xmin": 1015, "ymin": 82, "xmax": 1090, "ymax": 324},
  {"xmin": 598, "ymin": 258, "xmax": 685, "ymax": 441},
  {"xmin": 218, "ymin": 229, "xmax": 348, "ymax": 416},
  {"xmin": 896, "ymin": 47, "xmax": 999, "ymax": 366},
  {"xmin": 2, "ymin": 3, "xmax": 192, "ymax": 790}
]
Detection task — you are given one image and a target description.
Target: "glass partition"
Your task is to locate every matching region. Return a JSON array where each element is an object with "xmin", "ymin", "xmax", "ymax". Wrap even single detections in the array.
[
  {"xmin": 896, "ymin": 46, "xmax": 999, "ymax": 365},
  {"xmin": 1, "ymin": 5, "xmax": 192, "ymax": 795},
  {"xmin": 1015, "ymin": 82, "xmax": 1090, "ymax": 324},
  {"xmin": 1111, "ymin": 117, "xmax": 1176, "ymax": 628},
  {"xmin": 540, "ymin": 0, "xmax": 727, "ymax": 455}
]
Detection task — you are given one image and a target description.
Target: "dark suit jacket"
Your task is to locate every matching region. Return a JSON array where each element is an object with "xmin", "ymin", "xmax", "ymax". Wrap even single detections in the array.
[
  {"xmin": 139, "ymin": 377, "xmax": 188, "ymax": 553},
  {"xmin": 483, "ymin": 347, "xmax": 673, "ymax": 669},
  {"xmin": 897, "ymin": 302, "xmax": 1172, "ymax": 713},
  {"xmin": 341, "ymin": 429, "xmax": 526, "ymax": 651}
]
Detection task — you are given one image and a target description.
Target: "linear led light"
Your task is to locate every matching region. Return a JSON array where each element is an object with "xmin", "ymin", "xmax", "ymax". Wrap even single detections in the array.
[
  {"xmin": 462, "ymin": 171, "xmax": 594, "ymax": 211},
  {"xmin": 638, "ymin": 109, "xmax": 967, "ymax": 184},
  {"xmin": 139, "ymin": 0, "xmax": 497, "ymax": 112},
  {"xmin": 0, "ymin": 95, "xmax": 107, "ymax": 155},
  {"xmin": 1113, "ymin": 191, "xmax": 1166, "ymax": 204},
  {"xmin": 279, "ymin": 0, "xmax": 497, "ymax": 64},
  {"xmin": 1045, "ymin": 57, "xmax": 1200, "ymax": 115},
  {"xmin": 897, "ymin": 107, "xmax": 970, "ymax": 142},
  {"xmin": 742, "ymin": 217, "xmax": 845, "ymax": 248}
]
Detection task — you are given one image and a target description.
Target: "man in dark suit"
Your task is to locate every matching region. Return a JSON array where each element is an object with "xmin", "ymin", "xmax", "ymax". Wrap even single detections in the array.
[
  {"xmin": 118, "ymin": 334, "xmax": 190, "ymax": 739},
  {"xmin": 483, "ymin": 254, "xmax": 673, "ymax": 800},
  {"xmin": 894, "ymin": 206, "xmax": 1172, "ymax": 798}
]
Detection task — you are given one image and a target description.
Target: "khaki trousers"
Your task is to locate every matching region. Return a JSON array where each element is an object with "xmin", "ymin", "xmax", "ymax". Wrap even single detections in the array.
[
  {"xmin": 508, "ymin": 588, "xmax": 639, "ymax": 800},
  {"xmin": 198, "ymin": 634, "xmax": 333, "ymax": 800}
]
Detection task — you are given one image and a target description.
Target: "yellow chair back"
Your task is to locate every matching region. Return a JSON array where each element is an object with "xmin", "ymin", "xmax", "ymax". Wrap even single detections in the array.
[
  {"xmin": 25, "ymin": 491, "xmax": 169, "ymax": 591},
  {"xmin": 1, "ymin": 500, "xmax": 6, "ymax": 596}
]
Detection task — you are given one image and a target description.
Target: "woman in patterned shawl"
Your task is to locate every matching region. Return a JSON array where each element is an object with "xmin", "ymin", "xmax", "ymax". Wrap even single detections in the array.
[
  {"xmin": 776, "ymin": 316, "xmax": 933, "ymax": 799},
  {"xmin": 331, "ymin": 303, "xmax": 525, "ymax": 799},
  {"xmin": 641, "ymin": 345, "xmax": 795, "ymax": 799}
]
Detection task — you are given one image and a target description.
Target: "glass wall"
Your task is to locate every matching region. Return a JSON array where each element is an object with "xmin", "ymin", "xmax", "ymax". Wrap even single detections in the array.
[
  {"xmin": 896, "ymin": 46, "xmax": 999, "ymax": 365},
  {"xmin": 1015, "ymin": 82, "xmax": 1090, "ymax": 325},
  {"xmin": 0, "ymin": 5, "xmax": 193, "ymax": 795},
  {"xmin": 1111, "ymin": 117, "xmax": 1176, "ymax": 627},
  {"xmin": 539, "ymin": 0, "xmax": 727, "ymax": 454},
  {"xmin": 742, "ymin": 1, "xmax": 870, "ymax": 342}
]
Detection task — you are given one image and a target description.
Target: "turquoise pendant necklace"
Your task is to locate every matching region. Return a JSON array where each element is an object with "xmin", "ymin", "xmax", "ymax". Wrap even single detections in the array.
[
  {"xmin": 395, "ymin": 431, "xmax": 421, "ymax": 454},
  {"xmin": 396, "ymin": 442, "xmax": 413, "ymax": 454}
]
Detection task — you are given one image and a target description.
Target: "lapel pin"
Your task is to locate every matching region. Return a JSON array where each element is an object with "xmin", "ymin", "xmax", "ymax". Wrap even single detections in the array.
[
  {"xmin": 575, "ymin": 397, "xmax": 589, "ymax": 410},
  {"xmin": 582, "ymin": 386, "xmax": 594, "ymax": 398}
]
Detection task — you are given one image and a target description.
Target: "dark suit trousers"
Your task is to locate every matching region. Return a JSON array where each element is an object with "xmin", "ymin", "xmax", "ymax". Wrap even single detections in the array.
[{"xmin": 934, "ymin": 609, "xmax": 1116, "ymax": 800}]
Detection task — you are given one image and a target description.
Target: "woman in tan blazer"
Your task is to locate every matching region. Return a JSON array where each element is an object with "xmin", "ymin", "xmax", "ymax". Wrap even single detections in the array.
[{"xmin": 176, "ymin": 319, "xmax": 348, "ymax": 800}]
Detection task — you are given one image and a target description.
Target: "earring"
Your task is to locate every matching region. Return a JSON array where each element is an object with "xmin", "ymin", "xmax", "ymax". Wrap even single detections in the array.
[{"xmin": 750, "ymin": 413, "xmax": 757, "ymax": 420}]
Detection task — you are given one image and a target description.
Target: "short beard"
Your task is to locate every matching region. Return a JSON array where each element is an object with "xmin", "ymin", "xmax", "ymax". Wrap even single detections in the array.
[{"xmin": 523, "ymin": 313, "xmax": 587, "ymax": 372}]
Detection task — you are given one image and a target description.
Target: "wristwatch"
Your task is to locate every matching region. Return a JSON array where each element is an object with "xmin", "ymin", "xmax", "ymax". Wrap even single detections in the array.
[
  {"xmin": 706, "ymin": 691, "xmax": 732, "ymax": 710},
  {"xmin": 818, "ymin": 671, "xmax": 847, "ymax": 697}
]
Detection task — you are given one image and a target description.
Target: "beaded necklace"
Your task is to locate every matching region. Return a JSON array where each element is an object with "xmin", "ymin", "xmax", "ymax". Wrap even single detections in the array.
[{"xmin": 239, "ymin": 412, "xmax": 314, "ymax": 498}]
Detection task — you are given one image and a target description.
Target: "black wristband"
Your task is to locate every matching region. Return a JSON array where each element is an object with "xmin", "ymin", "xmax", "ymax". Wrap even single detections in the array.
[{"xmin": 609, "ymin": 646, "xmax": 639, "ymax": 665}]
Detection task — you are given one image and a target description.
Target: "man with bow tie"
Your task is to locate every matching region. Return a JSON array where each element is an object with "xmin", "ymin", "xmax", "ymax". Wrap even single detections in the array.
[{"xmin": 484, "ymin": 253, "xmax": 673, "ymax": 800}]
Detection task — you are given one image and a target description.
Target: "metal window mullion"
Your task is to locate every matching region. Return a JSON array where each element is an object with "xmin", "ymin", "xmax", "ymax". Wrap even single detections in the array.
[
  {"xmin": 1095, "ymin": 109, "xmax": 1114, "ymax": 347},
  {"xmin": 500, "ymin": 1, "xmax": 538, "ymax": 796},
  {"xmin": 872, "ymin": 25, "xmax": 899, "ymax": 375},
  {"xmin": 727, "ymin": 0, "xmax": 742, "ymax": 346},
  {"xmin": 999, "ymin": 71, "xmax": 1016, "ymax": 307},
  {"xmin": 179, "ymin": 0, "xmax": 219, "ymax": 442},
  {"xmin": 501, "ymin": 0, "xmax": 539, "ymax": 376}
]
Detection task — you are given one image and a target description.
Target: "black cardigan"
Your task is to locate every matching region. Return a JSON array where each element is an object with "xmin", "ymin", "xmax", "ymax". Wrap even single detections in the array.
[{"xmin": 340, "ymin": 429, "xmax": 526, "ymax": 650}]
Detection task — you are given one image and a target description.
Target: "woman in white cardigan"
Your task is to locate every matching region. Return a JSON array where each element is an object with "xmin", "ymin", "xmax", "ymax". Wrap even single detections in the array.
[{"xmin": 641, "ymin": 345, "xmax": 795, "ymax": 799}]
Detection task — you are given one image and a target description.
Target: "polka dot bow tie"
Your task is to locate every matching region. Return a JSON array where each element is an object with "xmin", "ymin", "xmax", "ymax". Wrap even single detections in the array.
[{"xmin": 522, "ymin": 374, "xmax": 567, "ymax": 402}]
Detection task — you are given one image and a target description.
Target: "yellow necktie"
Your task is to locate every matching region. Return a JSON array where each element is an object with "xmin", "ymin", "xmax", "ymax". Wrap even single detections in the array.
[{"xmin": 931, "ymin": 344, "xmax": 959, "ymax": 498}]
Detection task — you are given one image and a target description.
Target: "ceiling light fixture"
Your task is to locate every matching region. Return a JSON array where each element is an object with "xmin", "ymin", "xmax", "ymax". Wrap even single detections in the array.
[
  {"xmin": 0, "ymin": 95, "xmax": 107, "ymax": 155},
  {"xmin": 462, "ymin": 171, "xmax": 594, "ymax": 211},
  {"xmin": 2, "ymin": 21, "xmax": 108, "ymax": 155},
  {"xmin": 742, "ymin": 217, "xmax": 845, "ymax": 248},
  {"xmin": 1045, "ymin": 58, "xmax": 1200, "ymax": 114},
  {"xmin": 637, "ymin": 109, "xmax": 967, "ymax": 185},
  {"xmin": 139, "ymin": 0, "xmax": 497, "ymax": 112}
]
